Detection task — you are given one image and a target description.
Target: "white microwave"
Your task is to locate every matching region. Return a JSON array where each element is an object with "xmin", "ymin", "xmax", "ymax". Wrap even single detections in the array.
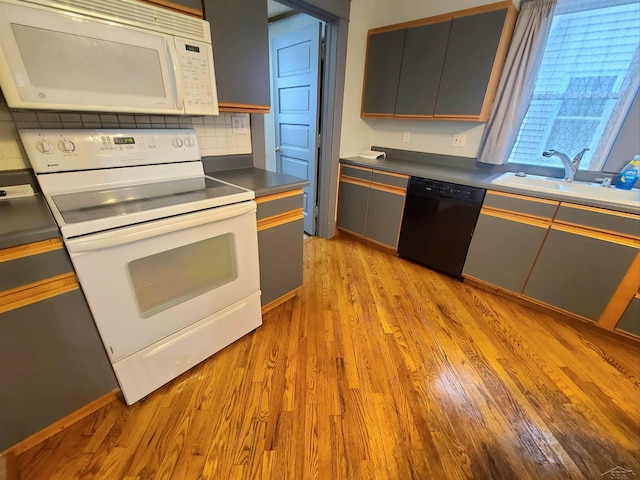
[{"xmin": 0, "ymin": 0, "xmax": 218, "ymax": 115}]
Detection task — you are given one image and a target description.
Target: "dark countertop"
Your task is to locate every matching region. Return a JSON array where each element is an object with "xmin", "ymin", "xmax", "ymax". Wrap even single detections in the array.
[
  {"xmin": 210, "ymin": 167, "xmax": 309, "ymax": 197},
  {"xmin": 0, "ymin": 195, "xmax": 60, "ymax": 250},
  {"xmin": 341, "ymin": 156, "xmax": 640, "ymax": 215}
]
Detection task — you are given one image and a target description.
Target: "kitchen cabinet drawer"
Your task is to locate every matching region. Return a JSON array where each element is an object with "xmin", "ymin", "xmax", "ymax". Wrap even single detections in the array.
[
  {"xmin": 482, "ymin": 190, "xmax": 559, "ymax": 220},
  {"xmin": 554, "ymin": 203, "xmax": 640, "ymax": 238},
  {"xmin": 371, "ymin": 170, "xmax": 409, "ymax": 189},
  {"xmin": 361, "ymin": 1, "xmax": 516, "ymax": 120},
  {"xmin": 616, "ymin": 295, "xmax": 640, "ymax": 337},
  {"xmin": 203, "ymin": 0, "xmax": 270, "ymax": 112},
  {"xmin": 522, "ymin": 225, "xmax": 639, "ymax": 321},
  {"xmin": 464, "ymin": 210, "xmax": 550, "ymax": 293},
  {"xmin": 341, "ymin": 165, "xmax": 373, "ymax": 182},
  {"xmin": 0, "ymin": 239, "xmax": 72, "ymax": 292},
  {"xmin": 257, "ymin": 192, "xmax": 303, "ymax": 221}
]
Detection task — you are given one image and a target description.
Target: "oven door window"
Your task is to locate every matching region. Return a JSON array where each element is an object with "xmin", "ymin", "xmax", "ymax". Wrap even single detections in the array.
[{"xmin": 128, "ymin": 233, "xmax": 236, "ymax": 318}]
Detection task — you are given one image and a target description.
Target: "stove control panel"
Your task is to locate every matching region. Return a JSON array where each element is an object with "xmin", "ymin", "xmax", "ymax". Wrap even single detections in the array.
[{"xmin": 19, "ymin": 129, "xmax": 200, "ymax": 173}]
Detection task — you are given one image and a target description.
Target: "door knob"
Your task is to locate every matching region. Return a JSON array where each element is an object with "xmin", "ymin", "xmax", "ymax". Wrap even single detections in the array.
[{"xmin": 275, "ymin": 147, "xmax": 280, "ymax": 152}]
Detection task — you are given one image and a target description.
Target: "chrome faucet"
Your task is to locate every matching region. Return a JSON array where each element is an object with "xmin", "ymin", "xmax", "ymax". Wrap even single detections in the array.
[{"xmin": 542, "ymin": 148, "xmax": 589, "ymax": 182}]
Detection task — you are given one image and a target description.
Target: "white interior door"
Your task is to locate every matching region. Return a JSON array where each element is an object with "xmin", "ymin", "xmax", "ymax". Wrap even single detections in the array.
[{"xmin": 272, "ymin": 22, "xmax": 322, "ymax": 235}]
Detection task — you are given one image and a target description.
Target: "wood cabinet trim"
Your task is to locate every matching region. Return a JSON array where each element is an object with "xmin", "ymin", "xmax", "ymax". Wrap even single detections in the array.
[
  {"xmin": 219, "ymin": 103, "xmax": 270, "ymax": 114},
  {"xmin": 256, "ymin": 189, "xmax": 304, "ymax": 204},
  {"xmin": 138, "ymin": 0, "xmax": 203, "ymax": 18},
  {"xmin": 597, "ymin": 251, "xmax": 640, "ymax": 330},
  {"xmin": 368, "ymin": 1, "xmax": 513, "ymax": 34},
  {"xmin": 0, "ymin": 273, "xmax": 78, "ymax": 314},
  {"xmin": 487, "ymin": 190, "xmax": 560, "ymax": 206},
  {"xmin": 341, "ymin": 165, "xmax": 373, "ymax": 174},
  {"xmin": 480, "ymin": 207, "xmax": 552, "ymax": 229},
  {"xmin": 369, "ymin": 182, "xmax": 406, "ymax": 196},
  {"xmin": 339, "ymin": 177, "xmax": 372, "ymax": 189},
  {"xmin": 257, "ymin": 209, "xmax": 304, "ymax": 232},
  {"xmin": 0, "ymin": 238, "xmax": 64, "ymax": 263},
  {"xmin": 550, "ymin": 224, "xmax": 640, "ymax": 248},
  {"xmin": 261, "ymin": 288, "xmax": 301, "ymax": 315}
]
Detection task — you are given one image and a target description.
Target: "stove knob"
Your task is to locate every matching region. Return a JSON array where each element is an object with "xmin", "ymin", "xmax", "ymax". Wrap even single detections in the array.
[
  {"xmin": 36, "ymin": 140, "xmax": 54, "ymax": 154},
  {"xmin": 183, "ymin": 137, "xmax": 195, "ymax": 148},
  {"xmin": 58, "ymin": 140, "xmax": 75, "ymax": 153},
  {"xmin": 171, "ymin": 137, "xmax": 184, "ymax": 148}
]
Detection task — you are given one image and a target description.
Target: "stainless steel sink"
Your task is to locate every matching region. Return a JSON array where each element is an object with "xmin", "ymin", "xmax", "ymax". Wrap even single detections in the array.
[{"xmin": 491, "ymin": 172, "xmax": 640, "ymax": 208}]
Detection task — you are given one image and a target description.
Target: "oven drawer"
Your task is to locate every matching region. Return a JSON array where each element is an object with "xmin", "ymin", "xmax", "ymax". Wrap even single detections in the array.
[{"xmin": 66, "ymin": 201, "xmax": 260, "ymax": 361}]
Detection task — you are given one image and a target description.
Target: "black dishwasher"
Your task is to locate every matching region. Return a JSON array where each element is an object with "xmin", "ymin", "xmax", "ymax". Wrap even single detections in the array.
[{"xmin": 398, "ymin": 177, "xmax": 486, "ymax": 279}]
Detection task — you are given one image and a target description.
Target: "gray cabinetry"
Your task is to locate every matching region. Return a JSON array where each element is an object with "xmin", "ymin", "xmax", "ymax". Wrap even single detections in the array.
[
  {"xmin": 434, "ymin": 8, "xmax": 507, "ymax": 117},
  {"xmin": 203, "ymin": 0, "xmax": 270, "ymax": 112},
  {"xmin": 257, "ymin": 190, "xmax": 305, "ymax": 309},
  {"xmin": 361, "ymin": 2, "xmax": 516, "ymax": 120},
  {"xmin": 616, "ymin": 295, "xmax": 640, "ymax": 337},
  {"xmin": 361, "ymin": 29, "xmax": 406, "ymax": 116},
  {"xmin": 0, "ymin": 238, "xmax": 117, "ymax": 452},
  {"xmin": 522, "ymin": 226, "xmax": 638, "ymax": 321},
  {"xmin": 337, "ymin": 166, "xmax": 408, "ymax": 249},
  {"xmin": 395, "ymin": 21, "xmax": 450, "ymax": 116},
  {"xmin": 463, "ymin": 191, "xmax": 558, "ymax": 293}
]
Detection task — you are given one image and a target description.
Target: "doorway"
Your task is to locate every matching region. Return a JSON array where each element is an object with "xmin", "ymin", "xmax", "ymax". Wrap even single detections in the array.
[{"xmin": 263, "ymin": 0, "xmax": 349, "ymax": 239}]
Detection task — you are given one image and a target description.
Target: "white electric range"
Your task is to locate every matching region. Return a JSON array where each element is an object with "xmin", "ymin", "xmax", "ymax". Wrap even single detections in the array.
[{"xmin": 20, "ymin": 129, "xmax": 262, "ymax": 404}]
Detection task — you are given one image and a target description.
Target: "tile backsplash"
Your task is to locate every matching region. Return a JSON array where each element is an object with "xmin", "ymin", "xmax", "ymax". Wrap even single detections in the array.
[{"xmin": 0, "ymin": 92, "xmax": 252, "ymax": 171}]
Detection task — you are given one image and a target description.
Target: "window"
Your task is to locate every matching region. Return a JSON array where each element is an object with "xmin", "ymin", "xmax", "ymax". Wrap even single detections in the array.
[{"xmin": 507, "ymin": 0, "xmax": 640, "ymax": 171}]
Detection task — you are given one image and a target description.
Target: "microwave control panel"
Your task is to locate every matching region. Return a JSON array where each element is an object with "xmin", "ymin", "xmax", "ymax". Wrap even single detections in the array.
[
  {"xmin": 175, "ymin": 38, "xmax": 219, "ymax": 115},
  {"xmin": 20, "ymin": 129, "xmax": 200, "ymax": 173}
]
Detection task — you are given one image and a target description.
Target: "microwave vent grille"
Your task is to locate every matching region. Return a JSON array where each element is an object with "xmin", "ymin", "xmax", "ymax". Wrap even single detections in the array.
[{"xmin": 24, "ymin": 0, "xmax": 209, "ymax": 42}]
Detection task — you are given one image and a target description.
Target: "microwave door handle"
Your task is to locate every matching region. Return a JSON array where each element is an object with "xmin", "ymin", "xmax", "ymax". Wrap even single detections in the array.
[
  {"xmin": 166, "ymin": 38, "xmax": 184, "ymax": 111},
  {"xmin": 66, "ymin": 202, "xmax": 256, "ymax": 253}
]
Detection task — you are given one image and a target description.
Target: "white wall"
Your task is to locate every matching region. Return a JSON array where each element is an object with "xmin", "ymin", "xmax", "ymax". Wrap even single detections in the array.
[{"xmin": 339, "ymin": 0, "xmax": 520, "ymax": 159}]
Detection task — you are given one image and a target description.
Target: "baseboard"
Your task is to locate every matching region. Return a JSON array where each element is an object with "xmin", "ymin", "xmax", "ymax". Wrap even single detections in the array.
[
  {"xmin": 2, "ymin": 389, "xmax": 120, "ymax": 458},
  {"xmin": 0, "ymin": 450, "xmax": 16, "ymax": 480}
]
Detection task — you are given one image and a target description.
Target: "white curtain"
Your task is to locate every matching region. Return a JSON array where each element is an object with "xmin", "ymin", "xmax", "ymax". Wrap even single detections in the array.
[{"xmin": 477, "ymin": 0, "xmax": 557, "ymax": 165}]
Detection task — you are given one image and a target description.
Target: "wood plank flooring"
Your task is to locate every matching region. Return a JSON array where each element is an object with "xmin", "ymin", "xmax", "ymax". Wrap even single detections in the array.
[{"xmin": 12, "ymin": 234, "xmax": 640, "ymax": 479}]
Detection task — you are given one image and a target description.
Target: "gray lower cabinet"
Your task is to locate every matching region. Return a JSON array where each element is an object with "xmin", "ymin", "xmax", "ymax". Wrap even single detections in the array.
[
  {"xmin": 365, "ymin": 186, "xmax": 405, "ymax": 248},
  {"xmin": 258, "ymin": 219, "xmax": 304, "ymax": 306},
  {"xmin": 463, "ymin": 212, "xmax": 549, "ymax": 294},
  {"xmin": 337, "ymin": 169, "xmax": 408, "ymax": 249},
  {"xmin": 256, "ymin": 190, "xmax": 305, "ymax": 307},
  {"xmin": 616, "ymin": 296, "xmax": 640, "ymax": 337},
  {"xmin": 0, "ymin": 289, "xmax": 117, "ymax": 451},
  {"xmin": 337, "ymin": 180, "xmax": 370, "ymax": 236},
  {"xmin": 522, "ymin": 227, "xmax": 639, "ymax": 321}
]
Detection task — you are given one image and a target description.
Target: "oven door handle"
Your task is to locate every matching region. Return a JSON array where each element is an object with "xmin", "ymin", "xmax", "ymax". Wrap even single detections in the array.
[{"xmin": 66, "ymin": 202, "xmax": 256, "ymax": 253}]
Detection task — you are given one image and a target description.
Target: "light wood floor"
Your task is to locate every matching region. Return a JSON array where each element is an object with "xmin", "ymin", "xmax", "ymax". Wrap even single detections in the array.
[{"xmin": 13, "ymin": 234, "xmax": 640, "ymax": 479}]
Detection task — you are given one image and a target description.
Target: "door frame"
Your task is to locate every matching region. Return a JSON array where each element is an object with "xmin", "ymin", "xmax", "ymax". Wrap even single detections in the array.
[{"xmin": 268, "ymin": 0, "xmax": 349, "ymax": 239}]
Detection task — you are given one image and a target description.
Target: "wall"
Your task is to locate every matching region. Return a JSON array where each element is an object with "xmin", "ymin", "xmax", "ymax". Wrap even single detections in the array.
[
  {"xmin": 339, "ymin": 0, "xmax": 520, "ymax": 159},
  {"xmin": 0, "ymin": 91, "xmax": 252, "ymax": 172}
]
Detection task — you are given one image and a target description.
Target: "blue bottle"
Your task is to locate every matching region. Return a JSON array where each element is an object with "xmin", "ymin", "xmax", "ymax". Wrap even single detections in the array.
[{"xmin": 616, "ymin": 155, "xmax": 640, "ymax": 190}]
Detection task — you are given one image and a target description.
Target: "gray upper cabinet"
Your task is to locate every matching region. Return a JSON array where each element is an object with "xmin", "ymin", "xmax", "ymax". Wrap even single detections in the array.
[
  {"xmin": 395, "ymin": 21, "xmax": 450, "ymax": 117},
  {"xmin": 361, "ymin": 29, "xmax": 406, "ymax": 116},
  {"xmin": 361, "ymin": 2, "xmax": 516, "ymax": 120},
  {"xmin": 434, "ymin": 8, "xmax": 508, "ymax": 117},
  {"xmin": 203, "ymin": 0, "xmax": 270, "ymax": 112}
]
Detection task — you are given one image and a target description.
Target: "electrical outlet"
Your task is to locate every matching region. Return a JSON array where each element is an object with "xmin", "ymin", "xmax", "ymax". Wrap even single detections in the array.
[
  {"xmin": 452, "ymin": 134, "xmax": 467, "ymax": 147},
  {"xmin": 402, "ymin": 131, "xmax": 410, "ymax": 143},
  {"xmin": 231, "ymin": 115, "xmax": 250, "ymax": 134}
]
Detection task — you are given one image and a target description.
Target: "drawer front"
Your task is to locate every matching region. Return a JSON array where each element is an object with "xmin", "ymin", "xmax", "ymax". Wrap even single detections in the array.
[
  {"xmin": 616, "ymin": 296, "xmax": 640, "ymax": 337},
  {"xmin": 0, "ymin": 247, "xmax": 73, "ymax": 292},
  {"xmin": 555, "ymin": 203, "xmax": 640, "ymax": 238},
  {"xmin": 371, "ymin": 170, "xmax": 408, "ymax": 189},
  {"xmin": 256, "ymin": 191, "xmax": 303, "ymax": 221},
  {"xmin": 341, "ymin": 165, "xmax": 373, "ymax": 182},
  {"xmin": 484, "ymin": 191, "xmax": 559, "ymax": 219}
]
